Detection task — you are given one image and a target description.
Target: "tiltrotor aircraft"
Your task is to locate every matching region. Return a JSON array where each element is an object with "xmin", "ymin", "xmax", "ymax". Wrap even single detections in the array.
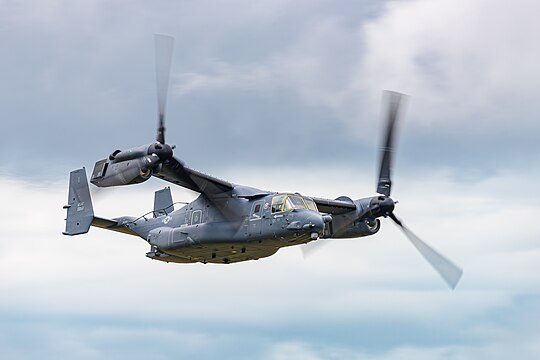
[{"xmin": 63, "ymin": 35, "xmax": 463, "ymax": 289}]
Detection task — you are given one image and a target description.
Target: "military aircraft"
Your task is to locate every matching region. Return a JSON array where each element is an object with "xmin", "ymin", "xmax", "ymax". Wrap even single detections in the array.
[{"xmin": 63, "ymin": 35, "xmax": 463, "ymax": 289}]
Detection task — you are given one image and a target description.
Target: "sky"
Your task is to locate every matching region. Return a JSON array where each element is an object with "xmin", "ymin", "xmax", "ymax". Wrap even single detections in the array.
[{"xmin": 1, "ymin": 0, "xmax": 540, "ymax": 359}]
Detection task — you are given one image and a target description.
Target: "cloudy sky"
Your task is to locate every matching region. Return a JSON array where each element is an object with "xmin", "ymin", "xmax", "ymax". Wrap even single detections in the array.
[{"xmin": 2, "ymin": 0, "xmax": 540, "ymax": 358}]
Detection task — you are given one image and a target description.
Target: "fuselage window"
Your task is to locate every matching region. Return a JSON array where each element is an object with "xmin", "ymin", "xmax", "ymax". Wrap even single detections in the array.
[
  {"xmin": 251, "ymin": 202, "xmax": 262, "ymax": 219},
  {"xmin": 191, "ymin": 210, "xmax": 202, "ymax": 225}
]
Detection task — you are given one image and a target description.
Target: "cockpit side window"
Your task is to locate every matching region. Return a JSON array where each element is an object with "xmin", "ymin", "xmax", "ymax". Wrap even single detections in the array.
[
  {"xmin": 271, "ymin": 194, "xmax": 286, "ymax": 213},
  {"xmin": 272, "ymin": 194, "xmax": 319, "ymax": 213},
  {"xmin": 273, "ymin": 194, "xmax": 310, "ymax": 212}
]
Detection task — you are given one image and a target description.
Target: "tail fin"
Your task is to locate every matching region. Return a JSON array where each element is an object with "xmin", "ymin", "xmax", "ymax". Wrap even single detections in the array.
[
  {"xmin": 63, "ymin": 168, "xmax": 94, "ymax": 235},
  {"xmin": 153, "ymin": 186, "xmax": 173, "ymax": 217}
]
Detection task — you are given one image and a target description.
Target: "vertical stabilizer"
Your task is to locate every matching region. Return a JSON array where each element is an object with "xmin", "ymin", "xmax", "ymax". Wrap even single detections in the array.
[
  {"xmin": 63, "ymin": 168, "xmax": 94, "ymax": 235},
  {"xmin": 153, "ymin": 187, "xmax": 173, "ymax": 217}
]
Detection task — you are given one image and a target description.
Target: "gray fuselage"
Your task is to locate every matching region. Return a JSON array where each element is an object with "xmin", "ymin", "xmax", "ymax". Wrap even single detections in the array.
[{"xmin": 116, "ymin": 189, "xmax": 379, "ymax": 264}]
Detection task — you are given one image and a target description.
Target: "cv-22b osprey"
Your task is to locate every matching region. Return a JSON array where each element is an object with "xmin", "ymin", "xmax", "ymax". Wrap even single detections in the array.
[{"xmin": 63, "ymin": 35, "xmax": 463, "ymax": 289}]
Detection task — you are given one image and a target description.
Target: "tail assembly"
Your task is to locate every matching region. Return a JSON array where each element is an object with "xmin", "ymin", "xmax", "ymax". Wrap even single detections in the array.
[
  {"xmin": 63, "ymin": 168, "xmax": 94, "ymax": 235},
  {"xmin": 153, "ymin": 186, "xmax": 174, "ymax": 217}
]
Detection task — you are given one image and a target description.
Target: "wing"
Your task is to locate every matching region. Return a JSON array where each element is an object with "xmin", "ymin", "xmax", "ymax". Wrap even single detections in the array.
[
  {"xmin": 312, "ymin": 197, "xmax": 357, "ymax": 215},
  {"xmin": 154, "ymin": 157, "xmax": 234, "ymax": 196}
]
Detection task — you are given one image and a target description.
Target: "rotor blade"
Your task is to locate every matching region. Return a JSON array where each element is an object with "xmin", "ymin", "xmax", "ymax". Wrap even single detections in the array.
[
  {"xmin": 154, "ymin": 34, "xmax": 175, "ymax": 144},
  {"xmin": 389, "ymin": 214, "xmax": 463, "ymax": 289},
  {"xmin": 377, "ymin": 91, "xmax": 406, "ymax": 197},
  {"xmin": 301, "ymin": 239, "xmax": 330, "ymax": 259},
  {"xmin": 90, "ymin": 184, "xmax": 104, "ymax": 198}
]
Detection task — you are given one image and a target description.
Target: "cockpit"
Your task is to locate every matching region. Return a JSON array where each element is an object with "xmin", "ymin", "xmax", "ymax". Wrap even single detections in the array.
[{"xmin": 271, "ymin": 193, "xmax": 318, "ymax": 213}]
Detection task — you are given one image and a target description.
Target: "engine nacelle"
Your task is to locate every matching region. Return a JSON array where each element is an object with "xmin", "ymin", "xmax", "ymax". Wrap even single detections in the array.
[
  {"xmin": 329, "ymin": 218, "xmax": 380, "ymax": 238},
  {"xmin": 323, "ymin": 196, "xmax": 383, "ymax": 239},
  {"xmin": 89, "ymin": 142, "xmax": 173, "ymax": 188},
  {"xmin": 90, "ymin": 154, "xmax": 160, "ymax": 187}
]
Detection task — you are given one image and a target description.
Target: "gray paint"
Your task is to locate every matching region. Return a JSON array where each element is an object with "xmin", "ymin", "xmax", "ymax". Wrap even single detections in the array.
[
  {"xmin": 65, "ymin": 167, "xmax": 379, "ymax": 264},
  {"xmin": 153, "ymin": 186, "xmax": 174, "ymax": 217},
  {"xmin": 63, "ymin": 168, "xmax": 94, "ymax": 236}
]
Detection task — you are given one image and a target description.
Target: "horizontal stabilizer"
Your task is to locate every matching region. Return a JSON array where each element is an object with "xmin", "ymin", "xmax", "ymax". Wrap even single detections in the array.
[
  {"xmin": 63, "ymin": 168, "xmax": 94, "ymax": 235},
  {"xmin": 92, "ymin": 216, "xmax": 140, "ymax": 237}
]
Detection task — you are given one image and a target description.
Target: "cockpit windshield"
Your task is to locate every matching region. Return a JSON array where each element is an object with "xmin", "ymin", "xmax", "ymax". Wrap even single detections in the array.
[
  {"xmin": 304, "ymin": 198, "xmax": 318, "ymax": 212},
  {"xmin": 271, "ymin": 194, "xmax": 319, "ymax": 213}
]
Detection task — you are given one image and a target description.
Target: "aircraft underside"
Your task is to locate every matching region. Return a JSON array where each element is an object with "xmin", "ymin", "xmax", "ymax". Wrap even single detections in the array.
[{"xmin": 147, "ymin": 233, "xmax": 313, "ymax": 264}]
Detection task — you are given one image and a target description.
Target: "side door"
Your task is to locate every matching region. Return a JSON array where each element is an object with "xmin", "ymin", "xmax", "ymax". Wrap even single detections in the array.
[{"xmin": 248, "ymin": 201, "xmax": 263, "ymax": 236}]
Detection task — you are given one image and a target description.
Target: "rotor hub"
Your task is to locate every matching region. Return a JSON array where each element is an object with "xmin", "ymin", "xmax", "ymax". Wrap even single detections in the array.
[
  {"xmin": 379, "ymin": 196, "xmax": 395, "ymax": 216},
  {"xmin": 149, "ymin": 142, "xmax": 173, "ymax": 161}
]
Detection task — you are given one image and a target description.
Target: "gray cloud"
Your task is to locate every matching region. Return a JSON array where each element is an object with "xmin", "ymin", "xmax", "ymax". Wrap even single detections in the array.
[
  {"xmin": 4, "ymin": 0, "xmax": 538, "ymax": 181},
  {"xmin": 0, "ymin": 0, "xmax": 384, "ymax": 178},
  {"xmin": 2, "ymin": 163, "xmax": 540, "ymax": 358},
  {"xmin": 2, "ymin": 1, "xmax": 540, "ymax": 358}
]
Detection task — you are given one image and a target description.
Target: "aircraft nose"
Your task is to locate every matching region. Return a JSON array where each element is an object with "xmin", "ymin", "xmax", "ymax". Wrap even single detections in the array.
[{"xmin": 301, "ymin": 213, "xmax": 325, "ymax": 232}]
